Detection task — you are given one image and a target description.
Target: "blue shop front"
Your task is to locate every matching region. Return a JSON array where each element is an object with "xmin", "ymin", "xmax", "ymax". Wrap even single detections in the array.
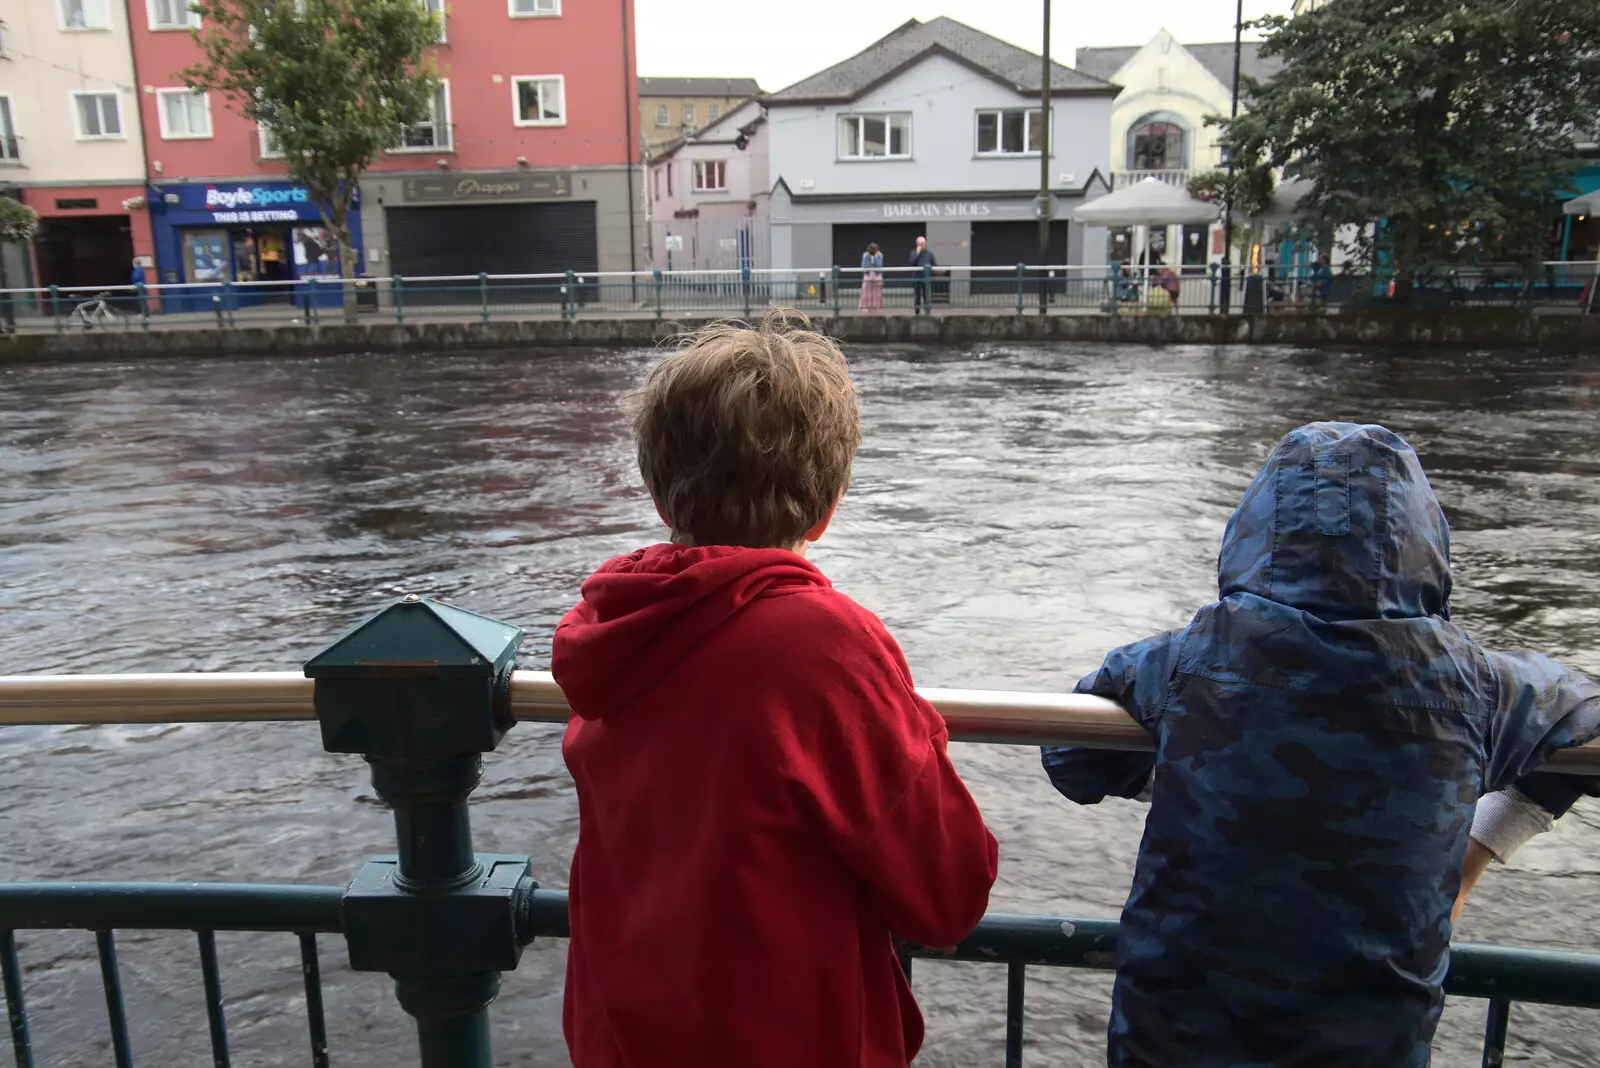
[{"xmin": 149, "ymin": 181, "xmax": 364, "ymax": 313}]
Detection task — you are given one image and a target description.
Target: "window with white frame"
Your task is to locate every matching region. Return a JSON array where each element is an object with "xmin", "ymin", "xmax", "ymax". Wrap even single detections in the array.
[
  {"xmin": 976, "ymin": 108, "xmax": 1046, "ymax": 157},
  {"xmin": 157, "ymin": 89, "xmax": 212, "ymax": 139},
  {"xmin": 0, "ymin": 97, "xmax": 18, "ymax": 163},
  {"xmin": 652, "ymin": 167, "xmax": 660, "ymax": 201},
  {"xmin": 655, "ymin": 104, "xmax": 669, "ymax": 126},
  {"xmin": 513, "ymin": 76, "xmax": 565, "ymax": 126},
  {"xmin": 837, "ymin": 113, "xmax": 911, "ymax": 160},
  {"xmin": 683, "ymin": 104, "xmax": 695, "ymax": 128},
  {"xmin": 510, "ymin": 0, "xmax": 559, "ymax": 16},
  {"xmin": 60, "ymin": 0, "xmax": 112, "ymax": 29},
  {"xmin": 73, "ymin": 92, "xmax": 123, "ymax": 139},
  {"xmin": 259, "ymin": 123, "xmax": 283, "ymax": 158},
  {"xmin": 421, "ymin": 0, "xmax": 445, "ymax": 41},
  {"xmin": 708, "ymin": 104, "xmax": 720, "ymax": 123},
  {"xmin": 395, "ymin": 83, "xmax": 451, "ymax": 150},
  {"xmin": 693, "ymin": 160, "xmax": 726, "ymax": 192},
  {"xmin": 147, "ymin": 0, "xmax": 199, "ymax": 29}
]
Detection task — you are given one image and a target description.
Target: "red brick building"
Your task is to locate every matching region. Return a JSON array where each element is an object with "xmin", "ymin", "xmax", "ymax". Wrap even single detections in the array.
[{"xmin": 126, "ymin": 0, "xmax": 641, "ymax": 292}]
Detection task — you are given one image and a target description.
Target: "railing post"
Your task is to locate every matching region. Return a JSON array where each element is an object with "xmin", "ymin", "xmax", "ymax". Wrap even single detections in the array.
[
  {"xmin": 394, "ymin": 275, "xmax": 406, "ymax": 324},
  {"xmin": 137, "ymin": 283, "xmax": 150, "ymax": 331},
  {"xmin": 565, "ymin": 270, "xmax": 577, "ymax": 321},
  {"xmin": 653, "ymin": 269, "xmax": 663, "ymax": 320},
  {"xmin": 1481, "ymin": 998, "xmax": 1511, "ymax": 1068},
  {"xmin": 831, "ymin": 265, "xmax": 842, "ymax": 319},
  {"xmin": 307, "ymin": 277, "xmax": 319, "ymax": 328},
  {"xmin": 223, "ymin": 280, "xmax": 236, "ymax": 328},
  {"xmin": 305, "ymin": 596, "xmax": 537, "ymax": 1068},
  {"xmin": 48, "ymin": 286, "xmax": 62, "ymax": 334},
  {"xmin": 1016, "ymin": 262, "xmax": 1025, "ymax": 316},
  {"xmin": 479, "ymin": 273, "xmax": 490, "ymax": 323}
]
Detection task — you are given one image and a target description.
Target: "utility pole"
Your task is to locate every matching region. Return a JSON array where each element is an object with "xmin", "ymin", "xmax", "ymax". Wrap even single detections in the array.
[
  {"xmin": 1037, "ymin": 0, "xmax": 1053, "ymax": 310},
  {"xmin": 1220, "ymin": 0, "xmax": 1244, "ymax": 315}
]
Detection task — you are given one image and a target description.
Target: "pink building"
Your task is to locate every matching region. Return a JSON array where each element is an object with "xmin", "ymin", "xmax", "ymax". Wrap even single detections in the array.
[{"xmin": 126, "ymin": 0, "xmax": 641, "ymax": 294}]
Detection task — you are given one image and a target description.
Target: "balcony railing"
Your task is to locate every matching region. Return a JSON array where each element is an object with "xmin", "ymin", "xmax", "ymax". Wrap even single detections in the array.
[
  {"xmin": 2, "ymin": 596, "xmax": 1599, "ymax": 1068},
  {"xmin": 1113, "ymin": 168, "xmax": 1193, "ymax": 188}
]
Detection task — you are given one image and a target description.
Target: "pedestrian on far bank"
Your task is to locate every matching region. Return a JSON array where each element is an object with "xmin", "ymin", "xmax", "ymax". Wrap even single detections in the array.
[
  {"xmin": 1311, "ymin": 254, "xmax": 1334, "ymax": 312},
  {"xmin": 859, "ymin": 243, "xmax": 884, "ymax": 312},
  {"xmin": 130, "ymin": 258, "xmax": 148, "ymax": 317},
  {"xmin": 910, "ymin": 237, "xmax": 936, "ymax": 315}
]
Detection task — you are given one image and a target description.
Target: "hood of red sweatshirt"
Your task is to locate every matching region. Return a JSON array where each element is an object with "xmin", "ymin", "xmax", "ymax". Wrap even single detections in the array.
[{"xmin": 552, "ymin": 543, "xmax": 831, "ymax": 720}]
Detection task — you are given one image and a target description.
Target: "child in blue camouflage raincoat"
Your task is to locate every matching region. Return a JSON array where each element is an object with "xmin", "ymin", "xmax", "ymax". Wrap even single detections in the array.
[{"xmin": 1044, "ymin": 422, "xmax": 1600, "ymax": 1068}]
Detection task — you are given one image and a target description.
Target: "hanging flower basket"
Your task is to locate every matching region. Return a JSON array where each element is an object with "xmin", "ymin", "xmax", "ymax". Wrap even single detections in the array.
[{"xmin": 0, "ymin": 198, "xmax": 39, "ymax": 244}]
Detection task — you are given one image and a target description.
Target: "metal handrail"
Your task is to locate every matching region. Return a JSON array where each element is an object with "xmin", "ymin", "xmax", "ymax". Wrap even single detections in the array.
[{"xmin": 2, "ymin": 671, "xmax": 1597, "ymax": 772}]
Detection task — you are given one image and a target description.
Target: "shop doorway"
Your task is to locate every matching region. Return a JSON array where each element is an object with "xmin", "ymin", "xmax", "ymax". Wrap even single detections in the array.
[{"xmin": 33, "ymin": 216, "xmax": 133, "ymax": 293}]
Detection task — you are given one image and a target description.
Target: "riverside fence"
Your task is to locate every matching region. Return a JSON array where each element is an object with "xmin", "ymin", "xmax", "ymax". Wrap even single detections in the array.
[
  {"xmin": 3, "ymin": 261, "xmax": 1597, "ymax": 334},
  {"xmin": 3, "ymin": 596, "xmax": 1600, "ymax": 1068}
]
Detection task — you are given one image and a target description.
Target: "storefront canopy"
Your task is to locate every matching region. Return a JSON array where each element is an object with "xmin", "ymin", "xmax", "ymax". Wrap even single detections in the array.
[
  {"xmin": 1564, "ymin": 190, "xmax": 1600, "ymax": 216},
  {"xmin": 1072, "ymin": 178, "xmax": 1220, "ymax": 227}
]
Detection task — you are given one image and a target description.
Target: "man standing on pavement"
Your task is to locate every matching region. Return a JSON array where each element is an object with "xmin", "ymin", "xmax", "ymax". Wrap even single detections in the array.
[{"xmin": 909, "ymin": 237, "xmax": 936, "ymax": 315}]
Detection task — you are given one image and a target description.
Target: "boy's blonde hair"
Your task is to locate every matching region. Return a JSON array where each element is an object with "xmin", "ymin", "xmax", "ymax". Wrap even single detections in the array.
[{"xmin": 630, "ymin": 312, "xmax": 862, "ymax": 549}]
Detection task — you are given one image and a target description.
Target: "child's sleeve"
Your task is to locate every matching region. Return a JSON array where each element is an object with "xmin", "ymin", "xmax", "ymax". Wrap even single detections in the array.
[
  {"xmin": 1479, "ymin": 650, "xmax": 1600, "ymax": 854},
  {"xmin": 1040, "ymin": 629, "xmax": 1184, "ymax": 806},
  {"xmin": 804, "ymin": 617, "xmax": 999, "ymax": 949}
]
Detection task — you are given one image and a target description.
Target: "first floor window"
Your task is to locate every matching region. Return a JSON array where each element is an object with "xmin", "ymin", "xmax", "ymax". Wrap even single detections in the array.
[
  {"xmin": 75, "ymin": 93, "xmax": 123, "ymax": 139},
  {"xmin": 837, "ymin": 113, "xmax": 911, "ymax": 159},
  {"xmin": 1128, "ymin": 114, "xmax": 1188, "ymax": 171},
  {"xmin": 693, "ymin": 160, "xmax": 726, "ymax": 191},
  {"xmin": 514, "ymin": 76, "xmax": 565, "ymax": 126},
  {"xmin": 259, "ymin": 123, "xmax": 283, "ymax": 158},
  {"xmin": 976, "ymin": 108, "xmax": 1045, "ymax": 156},
  {"xmin": 0, "ymin": 98, "xmax": 17, "ymax": 162},
  {"xmin": 683, "ymin": 104, "xmax": 695, "ymax": 128},
  {"xmin": 510, "ymin": 0, "xmax": 559, "ymax": 15},
  {"xmin": 655, "ymin": 104, "xmax": 669, "ymax": 126},
  {"xmin": 148, "ymin": 0, "xmax": 199, "ymax": 28},
  {"xmin": 708, "ymin": 103, "xmax": 720, "ymax": 123},
  {"xmin": 396, "ymin": 84, "xmax": 451, "ymax": 149},
  {"xmin": 159, "ymin": 90, "xmax": 212, "ymax": 139},
  {"xmin": 61, "ymin": 0, "xmax": 111, "ymax": 28}
]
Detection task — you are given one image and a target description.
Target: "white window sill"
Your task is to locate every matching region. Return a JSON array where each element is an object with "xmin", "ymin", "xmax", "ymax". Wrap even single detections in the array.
[
  {"xmin": 837, "ymin": 156, "xmax": 914, "ymax": 163},
  {"xmin": 693, "ymin": 188, "xmax": 729, "ymax": 194},
  {"xmin": 0, "ymin": 159, "xmax": 24, "ymax": 168},
  {"xmin": 161, "ymin": 132, "xmax": 215, "ymax": 141},
  {"xmin": 975, "ymin": 152, "xmax": 1043, "ymax": 159},
  {"xmin": 388, "ymin": 144, "xmax": 455, "ymax": 154},
  {"xmin": 513, "ymin": 119, "xmax": 567, "ymax": 128},
  {"xmin": 76, "ymin": 135, "xmax": 127, "ymax": 142},
  {"xmin": 59, "ymin": 25, "xmax": 114, "ymax": 32},
  {"xmin": 509, "ymin": 11, "xmax": 562, "ymax": 17},
  {"xmin": 148, "ymin": 24, "xmax": 199, "ymax": 32}
]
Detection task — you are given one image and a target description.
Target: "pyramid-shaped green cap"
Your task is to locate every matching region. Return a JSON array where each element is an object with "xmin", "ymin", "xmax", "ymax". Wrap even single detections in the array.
[{"xmin": 304, "ymin": 596, "xmax": 522, "ymax": 680}]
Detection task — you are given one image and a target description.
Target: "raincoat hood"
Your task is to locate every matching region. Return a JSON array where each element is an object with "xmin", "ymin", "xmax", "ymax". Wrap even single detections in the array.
[
  {"xmin": 553, "ymin": 543, "xmax": 828, "ymax": 719},
  {"xmin": 1217, "ymin": 422, "xmax": 1452, "ymax": 621}
]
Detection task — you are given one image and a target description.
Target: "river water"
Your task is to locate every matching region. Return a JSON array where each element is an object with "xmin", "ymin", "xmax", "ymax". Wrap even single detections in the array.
[{"xmin": 2, "ymin": 343, "xmax": 1599, "ymax": 1067}]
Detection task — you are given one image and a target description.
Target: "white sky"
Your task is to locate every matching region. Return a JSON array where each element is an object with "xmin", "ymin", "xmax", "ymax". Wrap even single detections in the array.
[{"xmin": 635, "ymin": 1, "xmax": 1297, "ymax": 91}]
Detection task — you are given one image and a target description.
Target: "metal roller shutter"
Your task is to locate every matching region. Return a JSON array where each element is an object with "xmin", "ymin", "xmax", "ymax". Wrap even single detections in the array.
[
  {"xmin": 969, "ymin": 221, "xmax": 1070, "ymax": 267},
  {"xmin": 386, "ymin": 202, "xmax": 599, "ymax": 278}
]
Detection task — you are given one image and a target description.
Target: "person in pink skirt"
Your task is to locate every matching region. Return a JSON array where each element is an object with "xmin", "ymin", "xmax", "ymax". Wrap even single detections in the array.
[{"xmin": 858, "ymin": 243, "xmax": 884, "ymax": 311}]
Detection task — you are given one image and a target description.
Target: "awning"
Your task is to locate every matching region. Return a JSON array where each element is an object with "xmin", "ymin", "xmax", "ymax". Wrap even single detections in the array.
[
  {"xmin": 1071, "ymin": 178, "xmax": 1220, "ymax": 227},
  {"xmin": 1564, "ymin": 190, "xmax": 1600, "ymax": 216}
]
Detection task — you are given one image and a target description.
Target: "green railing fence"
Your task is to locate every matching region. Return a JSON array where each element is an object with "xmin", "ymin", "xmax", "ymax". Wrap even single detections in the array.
[
  {"xmin": 2, "ymin": 261, "xmax": 1596, "ymax": 335},
  {"xmin": 3, "ymin": 595, "xmax": 1600, "ymax": 1068}
]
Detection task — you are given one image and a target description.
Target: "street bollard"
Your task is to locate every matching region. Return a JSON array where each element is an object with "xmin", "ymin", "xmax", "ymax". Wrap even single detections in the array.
[{"xmin": 305, "ymin": 596, "xmax": 538, "ymax": 1068}]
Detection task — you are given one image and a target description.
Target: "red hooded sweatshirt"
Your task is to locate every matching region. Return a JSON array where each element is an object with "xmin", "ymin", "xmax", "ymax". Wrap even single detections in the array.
[{"xmin": 554, "ymin": 544, "xmax": 998, "ymax": 1068}]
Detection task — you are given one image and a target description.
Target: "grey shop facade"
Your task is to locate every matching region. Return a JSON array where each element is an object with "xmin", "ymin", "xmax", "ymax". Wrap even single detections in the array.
[
  {"xmin": 357, "ymin": 166, "xmax": 643, "ymax": 286},
  {"xmin": 769, "ymin": 183, "xmax": 1110, "ymax": 274}
]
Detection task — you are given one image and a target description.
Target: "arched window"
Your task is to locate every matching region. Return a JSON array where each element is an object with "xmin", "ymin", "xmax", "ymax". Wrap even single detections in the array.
[{"xmin": 1127, "ymin": 112, "xmax": 1189, "ymax": 171}]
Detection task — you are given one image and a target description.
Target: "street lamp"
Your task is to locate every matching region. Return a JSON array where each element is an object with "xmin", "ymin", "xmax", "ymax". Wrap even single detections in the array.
[{"xmin": 1220, "ymin": 0, "xmax": 1244, "ymax": 315}]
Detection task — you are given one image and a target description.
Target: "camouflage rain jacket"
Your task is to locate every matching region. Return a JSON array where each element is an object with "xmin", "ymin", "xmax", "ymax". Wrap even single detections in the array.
[{"xmin": 1043, "ymin": 423, "xmax": 1600, "ymax": 1067}]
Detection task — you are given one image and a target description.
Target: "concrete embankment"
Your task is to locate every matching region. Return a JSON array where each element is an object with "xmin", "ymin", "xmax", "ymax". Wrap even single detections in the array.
[{"xmin": 4, "ymin": 309, "xmax": 1596, "ymax": 362}]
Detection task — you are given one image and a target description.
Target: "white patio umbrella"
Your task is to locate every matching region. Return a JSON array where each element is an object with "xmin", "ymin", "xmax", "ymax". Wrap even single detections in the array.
[{"xmin": 1073, "ymin": 178, "xmax": 1220, "ymax": 303}]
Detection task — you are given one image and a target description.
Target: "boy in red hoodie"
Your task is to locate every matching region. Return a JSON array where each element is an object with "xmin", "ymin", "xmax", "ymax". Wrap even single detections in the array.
[{"xmin": 553, "ymin": 315, "xmax": 999, "ymax": 1068}]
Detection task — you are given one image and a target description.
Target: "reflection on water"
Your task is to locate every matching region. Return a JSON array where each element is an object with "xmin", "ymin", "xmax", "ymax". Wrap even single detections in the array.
[{"xmin": 2, "ymin": 344, "xmax": 1599, "ymax": 1066}]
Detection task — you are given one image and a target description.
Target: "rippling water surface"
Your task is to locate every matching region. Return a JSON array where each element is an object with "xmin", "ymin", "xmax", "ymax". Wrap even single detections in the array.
[{"xmin": 3, "ymin": 343, "xmax": 1599, "ymax": 1067}]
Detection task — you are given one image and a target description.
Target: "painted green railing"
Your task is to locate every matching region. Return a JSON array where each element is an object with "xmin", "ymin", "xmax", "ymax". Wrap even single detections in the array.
[{"xmin": 3, "ymin": 595, "xmax": 1599, "ymax": 1068}]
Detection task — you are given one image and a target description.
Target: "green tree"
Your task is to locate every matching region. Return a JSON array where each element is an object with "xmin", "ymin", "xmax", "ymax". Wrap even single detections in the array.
[
  {"xmin": 1220, "ymin": 0, "xmax": 1600, "ymax": 299},
  {"xmin": 184, "ymin": 0, "xmax": 439, "ymax": 321}
]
